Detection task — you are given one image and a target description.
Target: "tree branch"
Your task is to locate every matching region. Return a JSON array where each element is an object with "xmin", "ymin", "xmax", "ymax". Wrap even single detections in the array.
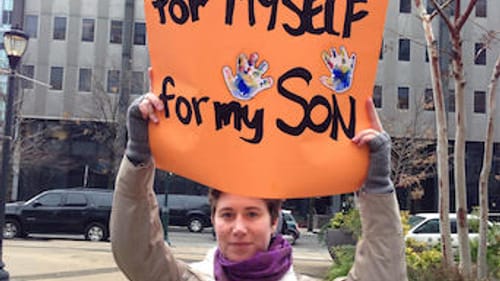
[
  {"xmin": 457, "ymin": 0, "xmax": 478, "ymax": 31},
  {"xmin": 430, "ymin": 0, "xmax": 454, "ymax": 20},
  {"xmin": 431, "ymin": 0, "xmax": 455, "ymax": 32}
]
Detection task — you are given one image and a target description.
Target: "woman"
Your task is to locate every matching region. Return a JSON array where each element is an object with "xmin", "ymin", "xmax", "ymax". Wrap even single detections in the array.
[{"xmin": 110, "ymin": 93, "xmax": 407, "ymax": 281}]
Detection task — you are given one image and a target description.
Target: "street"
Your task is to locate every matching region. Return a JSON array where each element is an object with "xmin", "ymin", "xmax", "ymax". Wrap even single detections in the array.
[{"xmin": 3, "ymin": 227, "xmax": 332, "ymax": 281}]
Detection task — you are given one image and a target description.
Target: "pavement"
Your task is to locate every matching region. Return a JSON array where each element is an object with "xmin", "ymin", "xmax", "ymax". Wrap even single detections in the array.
[{"xmin": 3, "ymin": 229, "xmax": 332, "ymax": 281}]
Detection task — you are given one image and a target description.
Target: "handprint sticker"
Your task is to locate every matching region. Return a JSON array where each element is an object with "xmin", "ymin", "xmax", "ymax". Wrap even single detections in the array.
[
  {"xmin": 320, "ymin": 46, "xmax": 356, "ymax": 93},
  {"xmin": 223, "ymin": 53, "xmax": 273, "ymax": 101}
]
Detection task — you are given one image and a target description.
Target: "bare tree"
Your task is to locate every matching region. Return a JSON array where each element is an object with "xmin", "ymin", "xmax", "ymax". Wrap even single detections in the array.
[
  {"xmin": 82, "ymin": 73, "xmax": 122, "ymax": 186},
  {"xmin": 414, "ymin": 0, "xmax": 453, "ymax": 267},
  {"xmin": 414, "ymin": 0, "xmax": 500, "ymax": 277},
  {"xmin": 430, "ymin": 0, "xmax": 479, "ymax": 276},
  {"xmin": 385, "ymin": 97, "xmax": 437, "ymax": 214},
  {"xmin": 477, "ymin": 54, "xmax": 500, "ymax": 280}
]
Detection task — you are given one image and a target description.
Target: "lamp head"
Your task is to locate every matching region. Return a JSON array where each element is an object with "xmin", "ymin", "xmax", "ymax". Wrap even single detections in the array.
[{"xmin": 3, "ymin": 29, "xmax": 29, "ymax": 70}]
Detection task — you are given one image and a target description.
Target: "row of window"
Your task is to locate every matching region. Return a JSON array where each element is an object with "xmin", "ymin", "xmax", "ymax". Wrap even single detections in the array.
[
  {"xmin": 23, "ymin": 15, "xmax": 147, "ymax": 45},
  {"xmin": 21, "ymin": 64, "xmax": 488, "ymax": 114},
  {"xmin": 18, "ymin": 17, "xmax": 488, "ymax": 65},
  {"xmin": 21, "ymin": 65, "xmax": 146, "ymax": 95},
  {"xmin": 399, "ymin": 0, "xmax": 487, "ymax": 17},
  {"xmin": 373, "ymin": 85, "xmax": 488, "ymax": 114},
  {"xmin": 384, "ymin": 39, "xmax": 487, "ymax": 65}
]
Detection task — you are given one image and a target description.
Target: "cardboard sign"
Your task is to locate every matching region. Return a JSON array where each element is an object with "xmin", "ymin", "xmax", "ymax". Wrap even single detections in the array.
[{"xmin": 145, "ymin": 0, "xmax": 389, "ymax": 198}]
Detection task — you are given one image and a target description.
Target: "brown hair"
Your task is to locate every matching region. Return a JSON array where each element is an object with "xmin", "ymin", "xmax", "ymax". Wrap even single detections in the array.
[{"xmin": 208, "ymin": 189, "xmax": 282, "ymax": 225}]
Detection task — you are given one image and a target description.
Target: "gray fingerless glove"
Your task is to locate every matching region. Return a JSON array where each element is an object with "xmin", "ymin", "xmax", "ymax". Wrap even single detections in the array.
[
  {"xmin": 362, "ymin": 131, "xmax": 394, "ymax": 194},
  {"xmin": 125, "ymin": 96, "xmax": 151, "ymax": 164}
]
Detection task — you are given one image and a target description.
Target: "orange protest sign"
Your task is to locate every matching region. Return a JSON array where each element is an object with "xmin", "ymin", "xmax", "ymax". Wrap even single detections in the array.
[{"xmin": 145, "ymin": 0, "xmax": 389, "ymax": 198}]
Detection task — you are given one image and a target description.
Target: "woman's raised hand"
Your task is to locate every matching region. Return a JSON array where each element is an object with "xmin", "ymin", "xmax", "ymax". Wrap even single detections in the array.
[
  {"xmin": 351, "ymin": 98, "xmax": 383, "ymax": 147},
  {"xmin": 137, "ymin": 68, "xmax": 164, "ymax": 123}
]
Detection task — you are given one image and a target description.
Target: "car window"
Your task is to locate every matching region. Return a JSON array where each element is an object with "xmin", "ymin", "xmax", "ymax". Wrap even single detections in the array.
[
  {"xmin": 450, "ymin": 220, "xmax": 457, "ymax": 234},
  {"xmin": 414, "ymin": 218, "xmax": 440, "ymax": 234},
  {"xmin": 408, "ymin": 215, "xmax": 426, "ymax": 228},
  {"xmin": 65, "ymin": 193, "xmax": 87, "ymax": 207},
  {"xmin": 37, "ymin": 194, "xmax": 62, "ymax": 207},
  {"xmin": 92, "ymin": 193, "xmax": 113, "ymax": 207},
  {"xmin": 283, "ymin": 213, "xmax": 296, "ymax": 224}
]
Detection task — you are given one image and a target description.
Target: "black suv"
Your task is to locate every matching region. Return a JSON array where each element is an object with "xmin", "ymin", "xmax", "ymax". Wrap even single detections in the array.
[
  {"xmin": 4, "ymin": 188, "xmax": 113, "ymax": 241},
  {"xmin": 156, "ymin": 194, "xmax": 212, "ymax": 232}
]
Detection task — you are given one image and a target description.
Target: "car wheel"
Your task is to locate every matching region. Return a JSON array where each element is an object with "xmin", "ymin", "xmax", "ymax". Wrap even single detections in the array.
[
  {"xmin": 85, "ymin": 223, "xmax": 107, "ymax": 242},
  {"xmin": 3, "ymin": 219, "xmax": 21, "ymax": 239},
  {"xmin": 188, "ymin": 216, "xmax": 204, "ymax": 233}
]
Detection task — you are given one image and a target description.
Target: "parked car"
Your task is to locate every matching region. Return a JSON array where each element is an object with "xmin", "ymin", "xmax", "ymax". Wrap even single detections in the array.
[
  {"xmin": 4, "ymin": 188, "xmax": 113, "ymax": 241},
  {"xmin": 281, "ymin": 209, "xmax": 300, "ymax": 245},
  {"xmin": 156, "ymin": 194, "xmax": 212, "ymax": 233},
  {"xmin": 405, "ymin": 213, "xmax": 493, "ymax": 247}
]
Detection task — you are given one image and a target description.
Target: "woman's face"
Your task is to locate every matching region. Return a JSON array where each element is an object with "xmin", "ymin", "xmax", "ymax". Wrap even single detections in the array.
[{"xmin": 213, "ymin": 193, "xmax": 278, "ymax": 262}]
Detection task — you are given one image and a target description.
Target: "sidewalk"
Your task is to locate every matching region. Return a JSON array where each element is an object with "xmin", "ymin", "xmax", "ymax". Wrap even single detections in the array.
[
  {"xmin": 5, "ymin": 239, "xmax": 129, "ymax": 281},
  {"xmin": 4, "ymin": 233, "xmax": 331, "ymax": 281}
]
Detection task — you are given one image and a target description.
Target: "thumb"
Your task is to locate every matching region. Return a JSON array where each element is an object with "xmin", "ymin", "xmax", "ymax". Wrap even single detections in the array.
[{"xmin": 148, "ymin": 67, "xmax": 154, "ymax": 92}]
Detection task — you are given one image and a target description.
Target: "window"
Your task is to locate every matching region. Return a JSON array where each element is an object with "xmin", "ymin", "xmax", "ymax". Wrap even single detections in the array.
[
  {"xmin": 92, "ymin": 193, "xmax": 113, "ymax": 207},
  {"xmin": 399, "ymin": 0, "xmax": 411, "ymax": 13},
  {"xmin": 373, "ymin": 85, "xmax": 382, "ymax": 108},
  {"xmin": 2, "ymin": 10, "xmax": 12, "ymax": 25},
  {"xmin": 134, "ymin": 22, "xmax": 146, "ymax": 45},
  {"xmin": 424, "ymin": 88, "xmax": 434, "ymax": 111},
  {"xmin": 408, "ymin": 215, "xmax": 426, "ymax": 228},
  {"xmin": 37, "ymin": 194, "xmax": 62, "ymax": 207},
  {"xmin": 450, "ymin": 220, "xmax": 457, "ymax": 234},
  {"xmin": 107, "ymin": 70, "xmax": 120, "ymax": 93},
  {"xmin": 414, "ymin": 219, "xmax": 439, "ymax": 234},
  {"xmin": 131, "ymin": 71, "xmax": 144, "ymax": 95},
  {"xmin": 24, "ymin": 15, "xmax": 38, "ymax": 38},
  {"xmin": 81, "ymin": 18, "xmax": 95, "ymax": 42},
  {"xmin": 425, "ymin": 49, "xmax": 429, "ymax": 62},
  {"xmin": 474, "ymin": 91, "xmax": 486, "ymax": 113},
  {"xmin": 448, "ymin": 90, "xmax": 455, "ymax": 112},
  {"xmin": 53, "ymin": 17, "xmax": 67, "ymax": 40},
  {"xmin": 21, "ymin": 65, "xmax": 35, "ymax": 89},
  {"xmin": 3, "ymin": 0, "xmax": 13, "ymax": 10},
  {"xmin": 397, "ymin": 87, "xmax": 409, "ymax": 110},
  {"xmin": 65, "ymin": 194, "xmax": 87, "ymax": 207},
  {"xmin": 474, "ymin": 43, "xmax": 486, "ymax": 65},
  {"xmin": 50, "ymin": 67, "xmax": 64, "ymax": 90},
  {"xmin": 79, "ymin": 68, "xmax": 92, "ymax": 92},
  {"xmin": 476, "ymin": 0, "xmax": 486, "ymax": 17},
  {"xmin": 398, "ymin": 39, "xmax": 410, "ymax": 61},
  {"xmin": 426, "ymin": 0, "xmax": 435, "ymax": 14},
  {"xmin": 110, "ymin": 20, "xmax": 123, "ymax": 44}
]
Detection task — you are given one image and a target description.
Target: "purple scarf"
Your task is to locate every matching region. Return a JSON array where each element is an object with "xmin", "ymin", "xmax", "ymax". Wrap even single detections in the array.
[{"xmin": 214, "ymin": 235, "xmax": 293, "ymax": 281}]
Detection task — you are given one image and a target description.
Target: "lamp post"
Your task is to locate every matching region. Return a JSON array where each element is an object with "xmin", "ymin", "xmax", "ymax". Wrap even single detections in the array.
[{"xmin": 0, "ymin": 29, "xmax": 29, "ymax": 281}]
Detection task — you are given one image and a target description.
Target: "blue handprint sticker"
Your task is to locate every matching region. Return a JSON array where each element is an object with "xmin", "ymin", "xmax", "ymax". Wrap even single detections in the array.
[
  {"xmin": 320, "ymin": 46, "xmax": 356, "ymax": 93},
  {"xmin": 223, "ymin": 53, "xmax": 273, "ymax": 101}
]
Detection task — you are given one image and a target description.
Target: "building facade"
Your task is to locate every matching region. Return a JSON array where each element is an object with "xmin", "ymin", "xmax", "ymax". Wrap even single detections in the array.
[
  {"xmin": 5, "ymin": 0, "xmax": 149, "ymax": 199},
  {"xmin": 3, "ymin": 0, "xmax": 499, "ymax": 215},
  {"xmin": 376, "ymin": 0, "xmax": 499, "ymax": 212}
]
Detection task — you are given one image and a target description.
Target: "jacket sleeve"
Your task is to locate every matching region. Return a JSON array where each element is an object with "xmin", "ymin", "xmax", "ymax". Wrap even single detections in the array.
[
  {"xmin": 343, "ymin": 132, "xmax": 408, "ymax": 281},
  {"xmin": 344, "ymin": 192, "xmax": 408, "ymax": 281},
  {"xmin": 110, "ymin": 156, "xmax": 188, "ymax": 281}
]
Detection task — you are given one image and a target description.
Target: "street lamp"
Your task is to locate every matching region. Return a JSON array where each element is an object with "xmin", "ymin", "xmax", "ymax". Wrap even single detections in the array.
[{"xmin": 0, "ymin": 29, "xmax": 29, "ymax": 281}]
